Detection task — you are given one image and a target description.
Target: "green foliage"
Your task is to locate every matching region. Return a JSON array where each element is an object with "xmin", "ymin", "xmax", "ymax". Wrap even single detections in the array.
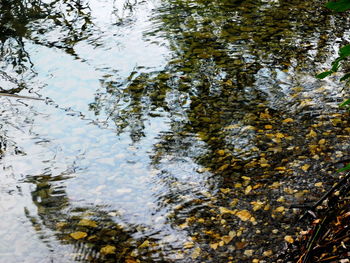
[
  {"xmin": 339, "ymin": 98, "xmax": 350, "ymax": 107},
  {"xmin": 326, "ymin": 0, "xmax": 350, "ymax": 12},
  {"xmin": 337, "ymin": 163, "xmax": 350, "ymax": 172},
  {"xmin": 316, "ymin": 71, "xmax": 333, "ymax": 79}
]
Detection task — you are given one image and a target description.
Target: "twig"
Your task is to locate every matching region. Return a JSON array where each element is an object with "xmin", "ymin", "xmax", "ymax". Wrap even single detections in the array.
[{"xmin": 0, "ymin": 93, "xmax": 44, "ymax": 100}]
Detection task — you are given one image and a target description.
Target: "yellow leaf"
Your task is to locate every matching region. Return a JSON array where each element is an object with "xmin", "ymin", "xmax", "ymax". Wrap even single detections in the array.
[
  {"xmin": 263, "ymin": 250, "xmax": 273, "ymax": 256},
  {"xmin": 222, "ymin": 235, "xmax": 234, "ymax": 244},
  {"xmin": 318, "ymin": 139, "xmax": 326, "ymax": 145},
  {"xmin": 275, "ymin": 206, "xmax": 285, "ymax": 213},
  {"xmin": 219, "ymin": 207, "xmax": 236, "ymax": 215},
  {"xmin": 275, "ymin": 167, "xmax": 286, "ymax": 171},
  {"xmin": 217, "ymin": 150, "xmax": 225, "ymax": 156},
  {"xmin": 56, "ymin": 222, "xmax": 67, "ymax": 229},
  {"xmin": 283, "ymin": 118, "xmax": 294, "ymax": 123},
  {"xmin": 217, "ymin": 164, "xmax": 229, "ymax": 172},
  {"xmin": 191, "ymin": 247, "xmax": 201, "ymax": 259},
  {"xmin": 183, "ymin": 241, "xmax": 194, "ymax": 249},
  {"xmin": 275, "ymin": 133, "xmax": 284, "ymax": 138},
  {"xmin": 314, "ymin": 182, "xmax": 323, "ymax": 187},
  {"xmin": 235, "ymin": 210, "xmax": 251, "ymax": 221},
  {"xmin": 224, "ymin": 124, "xmax": 240, "ymax": 130},
  {"xmin": 277, "ymin": 196, "xmax": 285, "ymax": 202},
  {"xmin": 210, "ymin": 243, "xmax": 219, "ymax": 250},
  {"xmin": 220, "ymin": 188, "xmax": 230, "ymax": 194},
  {"xmin": 260, "ymin": 111, "xmax": 271, "ymax": 119},
  {"xmin": 100, "ymin": 245, "xmax": 116, "ymax": 255},
  {"xmin": 179, "ymin": 222, "xmax": 188, "ymax": 229},
  {"xmin": 230, "ymin": 198, "xmax": 239, "ymax": 207},
  {"xmin": 245, "ymin": 185, "xmax": 252, "ymax": 195},
  {"xmin": 307, "ymin": 130, "xmax": 317, "ymax": 138},
  {"xmin": 70, "ymin": 231, "xmax": 87, "ymax": 240},
  {"xmin": 301, "ymin": 164, "xmax": 310, "ymax": 172},
  {"xmin": 264, "ymin": 125, "xmax": 273, "ymax": 129},
  {"xmin": 284, "ymin": 235, "xmax": 294, "ymax": 243},
  {"xmin": 251, "ymin": 201, "xmax": 264, "ymax": 211},
  {"xmin": 269, "ymin": 182, "xmax": 281, "ymax": 189},
  {"xmin": 139, "ymin": 240, "xmax": 150, "ymax": 248},
  {"xmin": 78, "ymin": 219, "xmax": 97, "ymax": 228},
  {"xmin": 244, "ymin": 249, "xmax": 254, "ymax": 256}
]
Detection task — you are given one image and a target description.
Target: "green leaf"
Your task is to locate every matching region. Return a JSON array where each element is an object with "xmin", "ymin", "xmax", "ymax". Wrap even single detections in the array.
[
  {"xmin": 316, "ymin": 71, "xmax": 333, "ymax": 79},
  {"xmin": 339, "ymin": 98, "xmax": 350, "ymax": 107},
  {"xmin": 326, "ymin": 0, "xmax": 350, "ymax": 12},
  {"xmin": 337, "ymin": 163, "xmax": 350, "ymax": 172},
  {"xmin": 331, "ymin": 57, "xmax": 343, "ymax": 71},
  {"xmin": 340, "ymin": 73, "xmax": 350, "ymax": 81},
  {"xmin": 339, "ymin": 44, "xmax": 350, "ymax": 57}
]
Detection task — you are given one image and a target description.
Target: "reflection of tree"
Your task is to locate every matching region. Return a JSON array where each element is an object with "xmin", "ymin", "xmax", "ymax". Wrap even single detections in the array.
[
  {"xmin": 88, "ymin": 0, "xmax": 350, "ymax": 261},
  {"xmin": 23, "ymin": 171, "xmax": 167, "ymax": 262}
]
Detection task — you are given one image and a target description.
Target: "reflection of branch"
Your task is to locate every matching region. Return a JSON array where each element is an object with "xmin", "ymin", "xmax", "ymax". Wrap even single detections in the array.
[{"xmin": 0, "ymin": 93, "xmax": 44, "ymax": 100}]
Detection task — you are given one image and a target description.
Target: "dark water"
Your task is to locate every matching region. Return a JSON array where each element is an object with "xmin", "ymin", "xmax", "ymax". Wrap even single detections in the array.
[{"xmin": 1, "ymin": 0, "xmax": 350, "ymax": 262}]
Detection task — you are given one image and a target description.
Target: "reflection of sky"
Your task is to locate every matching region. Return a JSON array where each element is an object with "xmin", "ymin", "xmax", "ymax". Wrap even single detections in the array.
[
  {"xmin": 1, "ymin": 0, "xmax": 350, "ymax": 261},
  {"xmin": 0, "ymin": 0, "xmax": 204, "ymax": 260}
]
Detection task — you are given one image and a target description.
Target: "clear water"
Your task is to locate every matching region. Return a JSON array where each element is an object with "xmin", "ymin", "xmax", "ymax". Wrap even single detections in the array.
[{"xmin": 0, "ymin": 0, "xmax": 350, "ymax": 262}]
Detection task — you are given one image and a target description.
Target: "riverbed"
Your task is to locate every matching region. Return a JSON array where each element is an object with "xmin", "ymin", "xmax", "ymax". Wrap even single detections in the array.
[{"xmin": 0, "ymin": 0, "xmax": 349, "ymax": 262}]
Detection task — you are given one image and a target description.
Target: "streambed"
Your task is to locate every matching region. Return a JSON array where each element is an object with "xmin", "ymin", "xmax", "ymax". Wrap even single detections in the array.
[{"xmin": 0, "ymin": 0, "xmax": 349, "ymax": 262}]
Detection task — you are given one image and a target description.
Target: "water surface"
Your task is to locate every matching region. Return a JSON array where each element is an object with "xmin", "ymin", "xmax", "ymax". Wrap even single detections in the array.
[{"xmin": 1, "ymin": 0, "xmax": 350, "ymax": 262}]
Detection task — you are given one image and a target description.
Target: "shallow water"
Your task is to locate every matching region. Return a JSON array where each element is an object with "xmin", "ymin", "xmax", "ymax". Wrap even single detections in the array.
[{"xmin": 1, "ymin": 0, "xmax": 350, "ymax": 262}]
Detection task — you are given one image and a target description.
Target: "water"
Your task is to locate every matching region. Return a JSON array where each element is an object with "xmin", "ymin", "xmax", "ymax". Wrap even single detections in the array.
[{"xmin": 1, "ymin": 0, "xmax": 350, "ymax": 262}]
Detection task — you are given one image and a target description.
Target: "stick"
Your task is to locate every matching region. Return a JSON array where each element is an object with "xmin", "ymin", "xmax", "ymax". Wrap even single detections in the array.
[{"xmin": 0, "ymin": 93, "xmax": 44, "ymax": 100}]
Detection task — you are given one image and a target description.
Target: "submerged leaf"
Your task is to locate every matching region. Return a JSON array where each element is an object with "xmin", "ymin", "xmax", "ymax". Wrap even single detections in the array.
[
  {"xmin": 100, "ymin": 245, "xmax": 116, "ymax": 255},
  {"xmin": 284, "ymin": 235, "xmax": 294, "ymax": 243},
  {"xmin": 78, "ymin": 219, "xmax": 97, "ymax": 228},
  {"xmin": 235, "ymin": 210, "xmax": 252, "ymax": 221},
  {"xmin": 70, "ymin": 231, "xmax": 88, "ymax": 240}
]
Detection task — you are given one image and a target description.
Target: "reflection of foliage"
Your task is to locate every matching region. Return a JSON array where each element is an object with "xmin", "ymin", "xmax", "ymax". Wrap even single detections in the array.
[{"xmin": 24, "ymin": 172, "xmax": 166, "ymax": 262}]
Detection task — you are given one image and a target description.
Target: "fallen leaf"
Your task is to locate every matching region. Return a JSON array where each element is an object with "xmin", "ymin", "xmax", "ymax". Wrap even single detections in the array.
[
  {"xmin": 274, "ymin": 206, "xmax": 285, "ymax": 213},
  {"xmin": 78, "ymin": 219, "xmax": 97, "ymax": 228},
  {"xmin": 251, "ymin": 201, "xmax": 264, "ymax": 211},
  {"xmin": 183, "ymin": 241, "xmax": 194, "ymax": 249},
  {"xmin": 217, "ymin": 150, "xmax": 225, "ymax": 156},
  {"xmin": 235, "ymin": 210, "xmax": 252, "ymax": 221},
  {"xmin": 318, "ymin": 139, "xmax": 326, "ymax": 145},
  {"xmin": 235, "ymin": 241, "xmax": 247, "ymax": 249},
  {"xmin": 70, "ymin": 232, "xmax": 87, "ymax": 240},
  {"xmin": 275, "ymin": 133, "xmax": 284, "ymax": 138},
  {"xmin": 222, "ymin": 235, "xmax": 234, "ymax": 244},
  {"xmin": 314, "ymin": 182, "xmax": 323, "ymax": 187},
  {"xmin": 284, "ymin": 235, "xmax": 294, "ymax": 243},
  {"xmin": 191, "ymin": 247, "xmax": 201, "ymax": 259},
  {"xmin": 301, "ymin": 164, "xmax": 310, "ymax": 172},
  {"xmin": 244, "ymin": 249, "xmax": 254, "ymax": 256},
  {"xmin": 245, "ymin": 185, "xmax": 252, "ymax": 195},
  {"xmin": 283, "ymin": 118, "xmax": 294, "ymax": 123},
  {"xmin": 220, "ymin": 188, "xmax": 230, "ymax": 194},
  {"xmin": 307, "ymin": 130, "xmax": 317, "ymax": 137},
  {"xmin": 219, "ymin": 207, "xmax": 236, "ymax": 215},
  {"xmin": 100, "ymin": 245, "xmax": 116, "ymax": 255},
  {"xmin": 210, "ymin": 243, "xmax": 219, "ymax": 250},
  {"xmin": 263, "ymin": 250, "xmax": 273, "ymax": 257},
  {"xmin": 139, "ymin": 240, "xmax": 150, "ymax": 248}
]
